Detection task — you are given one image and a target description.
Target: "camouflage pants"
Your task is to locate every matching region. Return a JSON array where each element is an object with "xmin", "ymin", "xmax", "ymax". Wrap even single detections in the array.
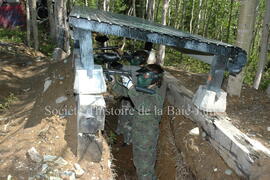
[
  {"xmin": 116, "ymin": 99, "xmax": 133, "ymax": 144},
  {"xmin": 132, "ymin": 113, "xmax": 161, "ymax": 180}
]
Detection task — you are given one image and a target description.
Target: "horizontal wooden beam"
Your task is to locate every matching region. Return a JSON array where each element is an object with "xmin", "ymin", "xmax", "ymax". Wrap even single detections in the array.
[{"xmin": 164, "ymin": 72, "xmax": 270, "ymax": 178}]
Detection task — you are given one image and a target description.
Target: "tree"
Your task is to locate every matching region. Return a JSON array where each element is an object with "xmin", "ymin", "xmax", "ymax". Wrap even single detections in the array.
[
  {"xmin": 30, "ymin": 0, "xmax": 39, "ymax": 50},
  {"xmin": 253, "ymin": 0, "xmax": 270, "ymax": 89},
  {"xmin": 54, "ymin": 0, "xmax": 70, "ymax": 56},
  {"xmin": 146, "ymin": 0, "xmax": 155, "ymax": 21},
  {"xmin": 227, "ymin": 0, "xmax": 258, "ymax": 96},
  {"xmin": 103, "ymin": 0, "xmax": 110, "ymax": 11},
  {"xmin": 48, "ymin": 0, "xmax": 56, "ymax": 40},
  {"xmin": 157, "ymin": 0, "xmax": 170, "ymax": 65},
  {"xmin": 26, "ymin": 0, "xmax": 31, "ymax": 47}
]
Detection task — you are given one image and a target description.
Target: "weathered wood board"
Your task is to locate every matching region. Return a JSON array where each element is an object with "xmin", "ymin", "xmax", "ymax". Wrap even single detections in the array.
[{"xmin": 164, "ymin": 72, "xmax": 270, "ymax": 178}]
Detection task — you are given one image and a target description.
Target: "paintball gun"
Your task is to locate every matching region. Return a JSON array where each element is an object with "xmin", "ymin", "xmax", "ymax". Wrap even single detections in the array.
[{"xmin": 103, "ymin": 69, "xmax": 131, "ymax": 82}]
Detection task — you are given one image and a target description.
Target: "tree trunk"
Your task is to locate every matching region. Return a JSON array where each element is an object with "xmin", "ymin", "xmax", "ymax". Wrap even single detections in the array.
[
  {"xmin": 227, "ymin": 0, "xmax": 258, "ymax": 96},
  {"xmin": 26, "ymin": 0, "xmax": 31, "ymax": 47},
  {"xmin": 196, "ymin": 0, "xmax": 203, "ymax": 34},
  {"xmin": 54, "ymin": 0, "xmax": 70, "ymax": 55},
  {"xmin": 172, "ymin": 0, "xmax": 180, "ymax": 28},
  {"xmin": 253, "ymin": 0, "xmax": 270, "ymax": 89},
  {"xmin": 85, "ymin": 0, "xmax": 88, "ymax": 6},
  {"xmin": 146, "ymin": 0, "xmax": 155, "ymax": 21},
  {"xmin": 132, "ymin": 0, "xmax": 136, "ymax": 16},
  {"xmin": 30, "ymin": 0, "xmax": 39, "ymax": 50},
  {"xmin": 48, "ymin": 0, "xmax": 56, "ymax": 40},
  {"xmin": 157, "ymin": 0, "xmax": 170, "ymax": 65},
  {"xmin": 103, "ymin": 0, "xmax": 110, "ymax": 11},
  {"xmin": 155, "ymin": 0, "xmax": 161, "ymax": 21},
  {"xmin": 189, "ymin": 0, "xmax": 195, "ymax": 33}
]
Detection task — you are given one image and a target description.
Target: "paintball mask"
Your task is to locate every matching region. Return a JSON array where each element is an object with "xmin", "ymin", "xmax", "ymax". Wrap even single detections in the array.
[{"xmin": 136, "ymin": 66, "xmax": 162, "ymax": 93}]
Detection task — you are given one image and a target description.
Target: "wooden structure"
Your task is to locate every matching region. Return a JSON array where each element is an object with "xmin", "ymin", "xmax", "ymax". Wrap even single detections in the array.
[{"xmin": 67, "ymin": 6, "xmax": 268, "ymax": 177}]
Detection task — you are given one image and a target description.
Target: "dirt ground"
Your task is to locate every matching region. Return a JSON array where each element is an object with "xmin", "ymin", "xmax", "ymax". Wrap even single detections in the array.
[
  {"xmin": 0, "ymin": 44, "xmax": 269, "ymax": 180},
  {"xmin": 0, "ymin": 44, "xmax": 114, "ymax": 179},
  {"xmin": 166, "ymin": 67, "xmax": 270, "ymax": 149}
]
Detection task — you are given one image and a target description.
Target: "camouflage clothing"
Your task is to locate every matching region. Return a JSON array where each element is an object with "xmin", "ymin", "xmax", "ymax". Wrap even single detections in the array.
[
  {"xmin": 115, "ymin": 98, "xmax": 133, "ymax": 144},
  {"xmin": 112, "ymin": 78, "xmax": 166, "ymax": 180}
]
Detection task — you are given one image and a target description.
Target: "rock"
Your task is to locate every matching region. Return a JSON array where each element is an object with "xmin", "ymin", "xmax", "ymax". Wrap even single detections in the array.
[
  {"xmin": 189, "ymin": 127, "xmax": 200, "ymax": 136},
  {"xmin": 54, "ymin": 157, "xmax": 68, "ymax": 166},
  {"xmin": 52, "ymin": 48, "xmax": 67, "ymax": 61},
  {"xmin": 108, "ymin": 160, "xmax": 112, "ymax": 168},
  {"xmin": 192, "ymin": 85, "xmax": 227, "ymax": 112},
  {"xmin": 41, "ymin": 164, "xmax": 48, "ymax": 173},
  {"xmin": 55, "ymin": 96, "xmax": 68, "ymax": 104},
  {"xmin": 43, "ymin": 155, "xmax": 58, "ymax": 162},
  {"xmin": 27, "ymin": 147, "xmax": 43, "ymax": 163},
  {"xmin": 213, "ymin": 168, "xmax": 218, "ymax": 172},
  {"xmin": 225, "ymin": 169, "xmax": 233, "ymax": 175},
  {"xmin": 43, "ymin": 79, "xmax": 52, "ymax": 92},
  {"xmin": 74, "ymin": 163, "xmax": 85, "ymax": 177},
  {"xmin": 201, "ymin": 132, "xmax": 206, "ymax": 138},
  {"xmin": 61, "ymin": 171, "xmax": 76, "ymax": 180},
  {"xmin": 49, "ymin": 176, "xmax": 63, "ymax": 180},
  {"xmin": 7, "ymin": 175, "xmax": 12, "ymax": 180},
  {"xmin": 267, "ymin": 127, "xmax": 270, "ymax": 132}
]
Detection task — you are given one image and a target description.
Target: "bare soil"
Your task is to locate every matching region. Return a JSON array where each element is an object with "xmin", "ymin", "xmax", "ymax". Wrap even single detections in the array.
[
  {"xmin": 0, "ymin": 44, "xmax": 114, "ymax": 179},
  {"xmin": 166, "ymin": 67, "xmax": 270, "ymax": 149}
]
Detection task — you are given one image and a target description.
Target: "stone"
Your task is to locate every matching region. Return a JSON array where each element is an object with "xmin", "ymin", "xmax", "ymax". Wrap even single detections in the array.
[
  {"xmin": 43, "ymin": 155, "xmax": 57, "ymax": 162},
  {"xmin": 43, "ymin": 79, "xmax": 52, "ymax": 92},
  {"xmin": 77, "ymin": 95, "xmax": 106, "ymax": 133},
  {"xmin": 55, "ymin": 96, "xmax": 68, "ymax": 104},
  {"xmin": 225, "ymin": 169, "xmax": 233, "ymax": 175},
  {"xmin": 189, "ymin": 127, "xmax": 200, "ymax": 136},
  {"xmin": 74, "ymin": 65, "xmax": 106, "ymax": 94},
  {"xmin": 61, "ymin": 171, "xmax": 76, "ymax": 180},
  {"xmin": 74, "ymin": 163, "xmax": 85, "ymax": 177},
  {"xmin": 192, "ymin": 85, "xmax": 227, "ymax": 112},
  {"xmin": 54, "ymin": 157, "xmax": 68, "ymax": 166},
  {"xmin": 52, "ymin": 48, "xmax": 67, "ymax": 61},
  {"xmin": 27, "ymin": 147, "xmax": 43, "ymax": 163},
  {"xmin": 213, "ymin": 168, "xmax": 218, "ymax": 172},
  {"xmin": 201, "ymin": 132, "xmax": 206, "ymax": 138},
  {"xmin": 41, "ymin": 164, "xmax": 48, "ymax": 173},
  {"xmin": 267, "ymin": 127, "xmax": 270, "ymax": 132},
  {"xmin": 49, "ymin": 176, "xmax": 63, "ymax": 180},
  {"xmin": 7, "ymin": 175, "xmax": 12, "ymax": 180}
]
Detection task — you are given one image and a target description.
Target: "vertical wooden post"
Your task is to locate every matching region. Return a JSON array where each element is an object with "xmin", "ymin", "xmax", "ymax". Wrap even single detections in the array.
[
  {"xmin": 73, "ymin": 27, "xmax": 107, "ymax": 162},
  {"xmin": 78, "ymin": 29, "xmax": 94, "ymax": 77}
]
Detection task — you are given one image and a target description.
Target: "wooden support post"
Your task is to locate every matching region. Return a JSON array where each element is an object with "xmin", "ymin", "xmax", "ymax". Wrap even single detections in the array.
[
  {"xmin": 78, "ymin": 29, "xmax": 94, "ymax": 77},
  {"xmin": 73, "ymin": 28, "xmax": 107, "ymax": 162},
  {"xmin": 165, "ymin": 72, "xmax": 270, "ymax": 178}
]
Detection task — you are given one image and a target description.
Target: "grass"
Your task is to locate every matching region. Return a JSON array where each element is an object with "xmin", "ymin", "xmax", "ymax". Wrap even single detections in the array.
[
  {"xmin": 0, "ymin": 27, "xmax": 26, "ymax": 43},
  {"xmin": 0, "ymin": 93, "xmax": 18, "ymax": 112}
]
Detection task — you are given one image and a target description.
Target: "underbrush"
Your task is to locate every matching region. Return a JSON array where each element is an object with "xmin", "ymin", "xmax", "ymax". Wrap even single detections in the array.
[
  {"xmin": 0, "ymin": 27, "xmax": 55, "ymax": 56},
  {"xmin": 0, "ymin": 93, "xmax": 18, "ymax": 112}
]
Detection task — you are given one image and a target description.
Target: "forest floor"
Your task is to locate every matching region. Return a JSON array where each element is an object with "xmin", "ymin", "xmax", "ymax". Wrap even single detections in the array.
[
  {"xmin": 0, "ymin": 43, "xmax": 269, "ymax": 179},
  {"xmin": 166, "ymin": 67, "xmax": 270, "ymax": 149}
]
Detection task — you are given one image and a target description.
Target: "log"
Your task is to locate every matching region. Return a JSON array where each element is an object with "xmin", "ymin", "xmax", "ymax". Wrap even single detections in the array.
[{"xmin": 164, "ymin": 72, "xmax": 270, "ymax": 178}]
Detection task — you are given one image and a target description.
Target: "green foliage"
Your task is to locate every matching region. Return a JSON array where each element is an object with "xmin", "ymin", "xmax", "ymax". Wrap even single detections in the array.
[
  {"xmin": 0, "ymin": 28, "xmax": 26, "ymax": 43},
  {"xmin": 106, "ymin": 131, "xmax": 117, "ymax": 145},
  {"xmin": 0, "ymin": 93, "xmax": 18, "ymax": 112},
  {"xmin": 1, "ymin": 0, "xmax": 268, "ymax": 89},
  {"xmin": 164, "ymin": 48, "xmax": 210, "ymax": 73}
]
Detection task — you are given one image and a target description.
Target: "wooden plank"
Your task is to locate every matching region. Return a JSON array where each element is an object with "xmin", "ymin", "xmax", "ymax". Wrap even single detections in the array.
[{"xmin": 164, "ymin": 72, "xmax": 270, "ymax": 177}]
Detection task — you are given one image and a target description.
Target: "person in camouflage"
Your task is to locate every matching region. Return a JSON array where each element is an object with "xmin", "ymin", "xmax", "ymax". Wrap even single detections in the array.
[{"xmin": 112, "ymin": 64, "xmax": 166, "ymax": 180}]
